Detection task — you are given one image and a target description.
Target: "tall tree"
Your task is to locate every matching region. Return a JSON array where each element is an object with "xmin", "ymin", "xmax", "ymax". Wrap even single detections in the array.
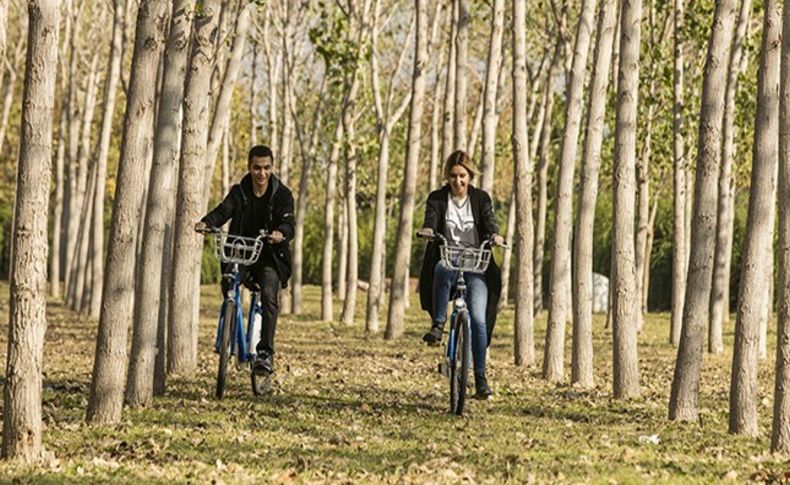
[
  {"xmin": 125, "ymin": 0, "xmax": 193, "ymax": 407},
  {"xmin": 543, "ymin": 0, "xmax": 597, "ymax": 383},
  {"xmin": 669, "ymin": 0, "xmax": 739, "ymax": 422},
  {"xmin": 729, "ymin": 0, "xmax": 780, "ymax": 437},
  {"xmin": 167, "ymin": 0, "xmax": 223, "ymax": 375},
  {"xmin": 611, "ymin": 0, "xmax": 642, "ymax": 399},
  {"xmin": 365, "ymin": 0, "xmax": 414, "ymax": 333},
  {"xmin": 671, "ymin": 0, "xmax": 686, "ymax": 346},
  {"xmin": 773, "ymin": 0, "xmax": 790, "ymax": 452},
  {"xmin": 2, "ymin": 0, "xmax": 59, "ymax": 461},
  {"xmin": 452, "ymin": 0, "xmax": 467, "ymax": 150},
  {"xmin": 385, "ymin": 0, "xmax": 427, "ymax": 339},
  {"xmin": 511, "ymin": 0, "xmax": 535, "ymax": 366},
  {"xmin": 440, "ymin": 0, "xmax": 457, "ymax": 162},
  {"xmin": 87, "ymin": 0, "xmax": 170, "ymax": 424},
  {"xmin": 478, "ymin": 0, "xmax": 504, "ymax": 195},
  {"xmin": 709, "ymin": 0, "xmax": 751, "ymax": 354},
  {"xmin": 572, "ymin": 0, "xmax": 617, "ymax": 388}
]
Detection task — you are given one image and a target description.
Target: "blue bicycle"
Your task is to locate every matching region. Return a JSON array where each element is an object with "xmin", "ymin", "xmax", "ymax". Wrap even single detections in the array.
[
  {"xmin": 418, "ymin": 230, "xmax": 504, "ymax": 415},
  {"xmin": 198, "ymin": 227, "xmax": 271, "ymax": 398}
]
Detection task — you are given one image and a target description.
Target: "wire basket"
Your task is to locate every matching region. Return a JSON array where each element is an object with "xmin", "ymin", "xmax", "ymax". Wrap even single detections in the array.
[
  {"xmin": 439, "ymin": 245, "xmax": 491, "ymax": 274},
  {"xmin": 212, "ymin": 232, "xmax": 265, "ymax": 266}
]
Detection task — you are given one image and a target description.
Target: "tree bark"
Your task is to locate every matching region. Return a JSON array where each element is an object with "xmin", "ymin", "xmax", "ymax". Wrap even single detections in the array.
[
  {"xmin": 669, "ymin": 0, "xmax": 739, "ymax": 422},
  {"xmin": 452, "ymin": 0, "xmax": 468, "ymax": 150},
  {"xmin": 729, "ymin": 0, "xmax": 780, "ymax": 437},
  {"xmin": 710, "ymin": 0, "xmax": 751, "ymax": 354},
  {"xmin": 2, "ymin": 0, "xmax": 59, "ymax": 461},
  {"xmin": 611, "ymin": 0, "xmax": 642, "ymax": 399},
  {"xmin": 543, "ymin": 0, "xmax": 597, "ymax": 383},
  {"xmin": 479, "ymin": 0, "xmax": 504, "ymax": 195},
  {"xmin": 385, "ymin": 0, "xmax": 426, "ymax": 340},
  {"xmin": 671, "ymin": 0, "xmax": 686, "ymax": 347},
  {"xmin": 167, "ymin": 0, "xmax": 222, "ymax": 376},
  {"xmin": 511, "ymin": 0, "xmax": 535, "ymax": 366},
  {"xmin": 125, "ymin": 0, "xmax": 192, "ymax": 407},
  {"xmin": 321, "ymin": 119, "xmax": 344, "ymax": 321},
  {"xmin": 441, "ymin": 0, "xmax": 457, "ymax": 162},
  {"xmin": 90, "ymin": 0, "xmax": 126, "ymax": 318},
  {"xmin": 572, "ymin": 0, "xmax": 616, "ymax": 389},
  {"xmin": 772, "ymin": 0, "xmax": 790, "ymax": 452},
  {"xmin": 87, "ymin": 0, "xmax": 170, "ymax": 424},
  {"xmin": 340, "ymin": 101, "xmax": 359, "ymax": 326}
]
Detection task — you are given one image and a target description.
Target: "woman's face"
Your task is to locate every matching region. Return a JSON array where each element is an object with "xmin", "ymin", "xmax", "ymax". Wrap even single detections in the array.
[{"xmin": 447, "ymin": 164, "xmax": 471, "ymax": 197}]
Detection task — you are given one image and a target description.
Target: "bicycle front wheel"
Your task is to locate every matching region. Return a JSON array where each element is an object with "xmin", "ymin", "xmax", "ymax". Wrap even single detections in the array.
[
  {"xmin": 216, "ymin": 300, "xmax": 235, "ymax": 399},
  {"xmin": 450, "ymin": 310, "xmax": 470, "ymax": 415}
]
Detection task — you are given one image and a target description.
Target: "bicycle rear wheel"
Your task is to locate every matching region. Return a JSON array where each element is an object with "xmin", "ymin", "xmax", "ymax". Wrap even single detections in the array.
[
  {"xmin": 216, "ymin": 300, "xmax": 235, "ymax": 399},
  {"xmin": 450, "ymin": 310, "xmax": 470, "ymax": 415}
]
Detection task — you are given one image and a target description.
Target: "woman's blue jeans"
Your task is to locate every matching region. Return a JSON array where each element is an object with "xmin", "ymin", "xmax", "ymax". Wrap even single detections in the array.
[{"xmin": 432, "ymin": 261, "xmax": 489, "ymax": 375}]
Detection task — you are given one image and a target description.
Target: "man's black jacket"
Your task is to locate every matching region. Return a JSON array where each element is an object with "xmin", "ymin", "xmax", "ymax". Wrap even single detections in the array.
[
  {"xmin": 418, "ymin": 184, "xmax": 502, "ymax": 346},
  {"xmin": 201, "ymin": 173, "xmax": 295, "ymax": 287}
]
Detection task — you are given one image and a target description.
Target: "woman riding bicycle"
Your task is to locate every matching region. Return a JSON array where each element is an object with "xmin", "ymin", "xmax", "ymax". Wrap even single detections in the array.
[{"xmin": 418, "ymin": 150, "xmax": 504, "ymax": 400}]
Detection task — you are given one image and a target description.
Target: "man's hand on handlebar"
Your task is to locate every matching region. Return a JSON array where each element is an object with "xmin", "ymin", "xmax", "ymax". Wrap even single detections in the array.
[
  {"xmin": 269, "ymin": 230, "xmax": 284, "ymax": 244},
  {"xmin": 490, "ymin": 234, "xmax": 505, "ymax": 247},
  {"xmin": 194, "ymin": 221, "xmax": 208, "ymax": 233}
]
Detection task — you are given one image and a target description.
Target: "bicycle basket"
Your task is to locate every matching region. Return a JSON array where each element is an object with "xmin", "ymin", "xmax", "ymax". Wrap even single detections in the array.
[
  {"xmin": 213, "ymin": 233, "xmax": 265, "ymax": 266},
  {"xmin": 439, "ymin": 245, "xmax": 491, "ymax": 273}
]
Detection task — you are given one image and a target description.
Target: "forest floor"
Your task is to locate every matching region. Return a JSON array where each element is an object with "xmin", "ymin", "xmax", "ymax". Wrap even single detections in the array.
[{"xmin": 0, "ymin": 282, "xmax": 789, "ymax": 483}]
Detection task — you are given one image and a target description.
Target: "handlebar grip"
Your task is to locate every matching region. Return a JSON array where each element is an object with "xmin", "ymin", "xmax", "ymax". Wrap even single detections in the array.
[{"xmin": 196, "ymin": 226, "xmax": 220, "ymax": 234}]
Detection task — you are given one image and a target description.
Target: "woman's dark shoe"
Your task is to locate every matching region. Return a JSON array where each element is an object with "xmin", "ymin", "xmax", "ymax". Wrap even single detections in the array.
[
  {"xmin": 474, "ymin": 372, "xmax": 492, "ymax": 400},
  {"xmin": 422, "ymin": 325, "xmax": 444, "ymax": 346}
]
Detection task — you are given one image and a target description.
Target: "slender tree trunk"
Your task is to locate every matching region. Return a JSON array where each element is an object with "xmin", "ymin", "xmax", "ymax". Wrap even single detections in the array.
[
  {"xmin": 669, "ymin": 0, "xmax": 739, "ymax": 422},
  {"xmin": 261, "ymin": 8, "xmax": 279, "ymax": 156},
  {"xmin": 452, "ymin": 0, "xmax": 468, "ymax": 150},
  {"xmin": 90, "ymin": 0, "xmax": 126, "ymax": 318},
  {"xmin": 711, "ymin": 0, "xmax": 751, "ymax": 354},
  {"xmin": 321, "ymin": 120, "xmax": 344, "ymax": 321},
  {"xmin": 50, "ymin": 109, "xmax": 66, "ymax": 299},
  {"xmin": 441, "ymin": 0, "xmax": 457, "ymax": 162},
  {"xmin": 671, "ymin": 0, "xmax": 686, "ymax": 347},
  {"xmin": 87, "ymin": 0, "xmax": 170, "ymax": 424},
  {"xmin": 429, "ymin": 65, "xmax": 444, "ymax": 191},
  {"xmin": 167, "ymin": 0, "xmax": 221, "ymax": 376},
  {"xmin": 729, "ymin": 0, "xmax": 780, "ymax": 437},
  {"xmin": 125, "ymin": 0, "xmax": 191, "ymax": 407},
  {"xmin": 611, "ymin": 0, "xmax": 642, "ymax": 399},
  {"xmin": 385, "ymin": 0, "xmax": 426, "ymax": 340},
  {"xmin": 759, "ymin": 258, "xmax": 773, "ymax": 360},
  {"xmin": 337, "ymin": 198, "xmax": 348, "ymax": 302},
  {"xmin": 634, "ymin": 77, "xmax": 655, "ymax": 333},
  {"xmin": 512, "ymin": 0, "xmax": 535, "ymax": 366},
  {"xmin": 572, "ymin": 0, "xmax": 616, "ymax": 389},
  {"xmin": 340, "ymin": 106, "xmax": 359, "ymax": 326},
  {"xmin": 543, "ymin": 0, "xmax": 597, "ymax": 383},
  {"xmin": 642, "ymin": 196, "xmax": 659, "ymax": 312},
  {"xmin": 479, "ymin": 0, "xmax": 504, "ymax": 195},
  {"xmin": 2, "ymin": 0, "xmax": 59, "ymax": 461},
  {"xmin": 772, "ymin": 0, "xmax": 790, "ymax": 452}
]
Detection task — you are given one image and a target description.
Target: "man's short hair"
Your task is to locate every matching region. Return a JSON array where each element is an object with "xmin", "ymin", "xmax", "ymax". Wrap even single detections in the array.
[{"xmin": 248, "ymin": 145, "xmax": 274, "ymax": 166}]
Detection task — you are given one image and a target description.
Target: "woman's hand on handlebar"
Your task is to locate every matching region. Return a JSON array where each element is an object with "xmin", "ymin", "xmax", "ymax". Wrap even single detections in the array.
[{"xmin": 416, "ymin": 228, "xmax": 435, "ymax": 239}]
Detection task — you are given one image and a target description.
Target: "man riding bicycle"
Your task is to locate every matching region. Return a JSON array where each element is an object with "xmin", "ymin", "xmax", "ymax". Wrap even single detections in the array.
[{"xmin": 195, "ymin": 145, "xmax": 295, "ymax": 376}]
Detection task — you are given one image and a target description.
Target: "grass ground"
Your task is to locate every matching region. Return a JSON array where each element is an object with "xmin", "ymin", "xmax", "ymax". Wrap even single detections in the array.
[{"xmin": 0, "ymin": 282, "xmax": 788, "ymax": 483}]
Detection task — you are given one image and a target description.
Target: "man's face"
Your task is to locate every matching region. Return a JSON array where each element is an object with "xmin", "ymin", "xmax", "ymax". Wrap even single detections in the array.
[{"xmin": 249, "ymin": 155, "xmax": 273, "ymax": 190}]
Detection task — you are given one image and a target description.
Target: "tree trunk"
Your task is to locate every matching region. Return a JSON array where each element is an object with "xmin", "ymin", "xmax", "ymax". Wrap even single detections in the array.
[
  {"xmin": 167, "ymin": 0, "xmax": 221, "ymax": 376},
  {"xmin": 441, "ymin": 0, "xmax": 457, "ymax": 162},
  {"xmin": 337, "ymin": 198, "xmax": 348, "ymax": 302},
  {"xmin": 729, "ymin": 0, "xmax": 780, "ymax": 437},
  {"xmin": 710, "ymin": 0, "xmax": 751, "ymax": 354},
  {"xmin": 511, "ymin": 0, "xmax": 535, "ymax": 366},
  {"xmin": 50, "ymin": 108, "xmax": 66, "ymax": 299},
  {"xmin": 772, "ymin": 0, "xmax": 790, "ymax": 452},
  {"xmin": 642, "ymin": 196, "xmax": 659, "ymax": 313},
  {"xmin": 452, "ymin": 0, "xmax": 468, "ymax": 150},
  {"xmin": 340, "ymin": 104, "xmax": 359, "ymax": 326},
  {"xmin": 611, "ymin": 0, "xmax": 642, "ymax": 399},
  {"xmin": 125, "ymin": 0, "xmax": 192, "ymax": 407},
  {"xmin": 87, "ymin": 0, "xmax": 170, "ymax": 424},
  {"xmin": 543, "ymin": 0, "xmax": 596, "ymax": 383},
  {"xmin": 90, "ymin": 0, "xmax": 126, "ymax": 318},
  {"xmin": 321, "ymin": 120, "xmax": 344, "ymax": 321},
  {"xmin": 572, "ymin": 0, "xmax": 616, "ymax": 389},
  {"xmin": 634, "ymin": 78, "xmax": 655, "ymax": 334},
  {"xmin": 479, "ymin": 0, "xmax": 504, "ymax": 195},
  {"xmin": 261, "ymin": 8, "xmax": 279, "ymax": 156},
  {"xmin": 2, "ymin": 0, "xmax": 59, "ymax": 461},
  {"xmin": 385, "ymin": 0, "xmax": 426, "ymax": 340},
  {"xmin": 671, "ymin": 0, "xmax": 686, "ymax": 347},
  {"xmin": 669, "ymin": 0, "xmax": 738, "ymax": 422}
]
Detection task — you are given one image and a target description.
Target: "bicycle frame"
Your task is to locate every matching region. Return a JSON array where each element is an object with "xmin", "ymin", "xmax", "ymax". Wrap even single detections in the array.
[
  {"xmin": 214, "ymin": 264, "xmax": 264, "ymax": 365},
  {"xmin": 446, "ymin": 271, "xmax": 471, "ymax": 368}
]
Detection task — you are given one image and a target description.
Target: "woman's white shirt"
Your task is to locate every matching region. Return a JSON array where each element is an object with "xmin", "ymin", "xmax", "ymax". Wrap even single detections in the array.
[{"xmin": 445, "ymin": 193, "xmax": 479, "ymax": 248}]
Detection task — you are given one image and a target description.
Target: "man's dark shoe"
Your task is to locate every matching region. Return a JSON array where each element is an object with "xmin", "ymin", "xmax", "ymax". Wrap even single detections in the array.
[
  {"xmin": 253, "ymin": 352, "xmax": 273, "ymax": 376},
  {"xmin": 422, "ymin": 325, "xmax": 444, "ymax": 346},
  {"xmin": 474, "ymin": 372, "xmax": 492, "ymax": 400}
]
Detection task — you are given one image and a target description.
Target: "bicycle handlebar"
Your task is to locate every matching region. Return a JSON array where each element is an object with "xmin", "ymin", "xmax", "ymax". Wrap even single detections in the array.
[{"xmin": 417, "ymin": 229, "xmax": 509, "ymax": 250}]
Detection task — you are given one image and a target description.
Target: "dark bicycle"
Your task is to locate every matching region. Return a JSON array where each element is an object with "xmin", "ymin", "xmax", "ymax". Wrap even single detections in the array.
[
  {"xmin": 417, "ymin": 230, "xmax": 505, "ymax": 415},
  {"xmin": 198, "ymin": 227, "xmax": 271, "ymax": 398}
]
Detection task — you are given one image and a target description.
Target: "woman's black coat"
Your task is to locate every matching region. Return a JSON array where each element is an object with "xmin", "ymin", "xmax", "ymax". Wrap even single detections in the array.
[{"xmin": 418, "ymin": 185, "xmax": 502, "ymax": 346}]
